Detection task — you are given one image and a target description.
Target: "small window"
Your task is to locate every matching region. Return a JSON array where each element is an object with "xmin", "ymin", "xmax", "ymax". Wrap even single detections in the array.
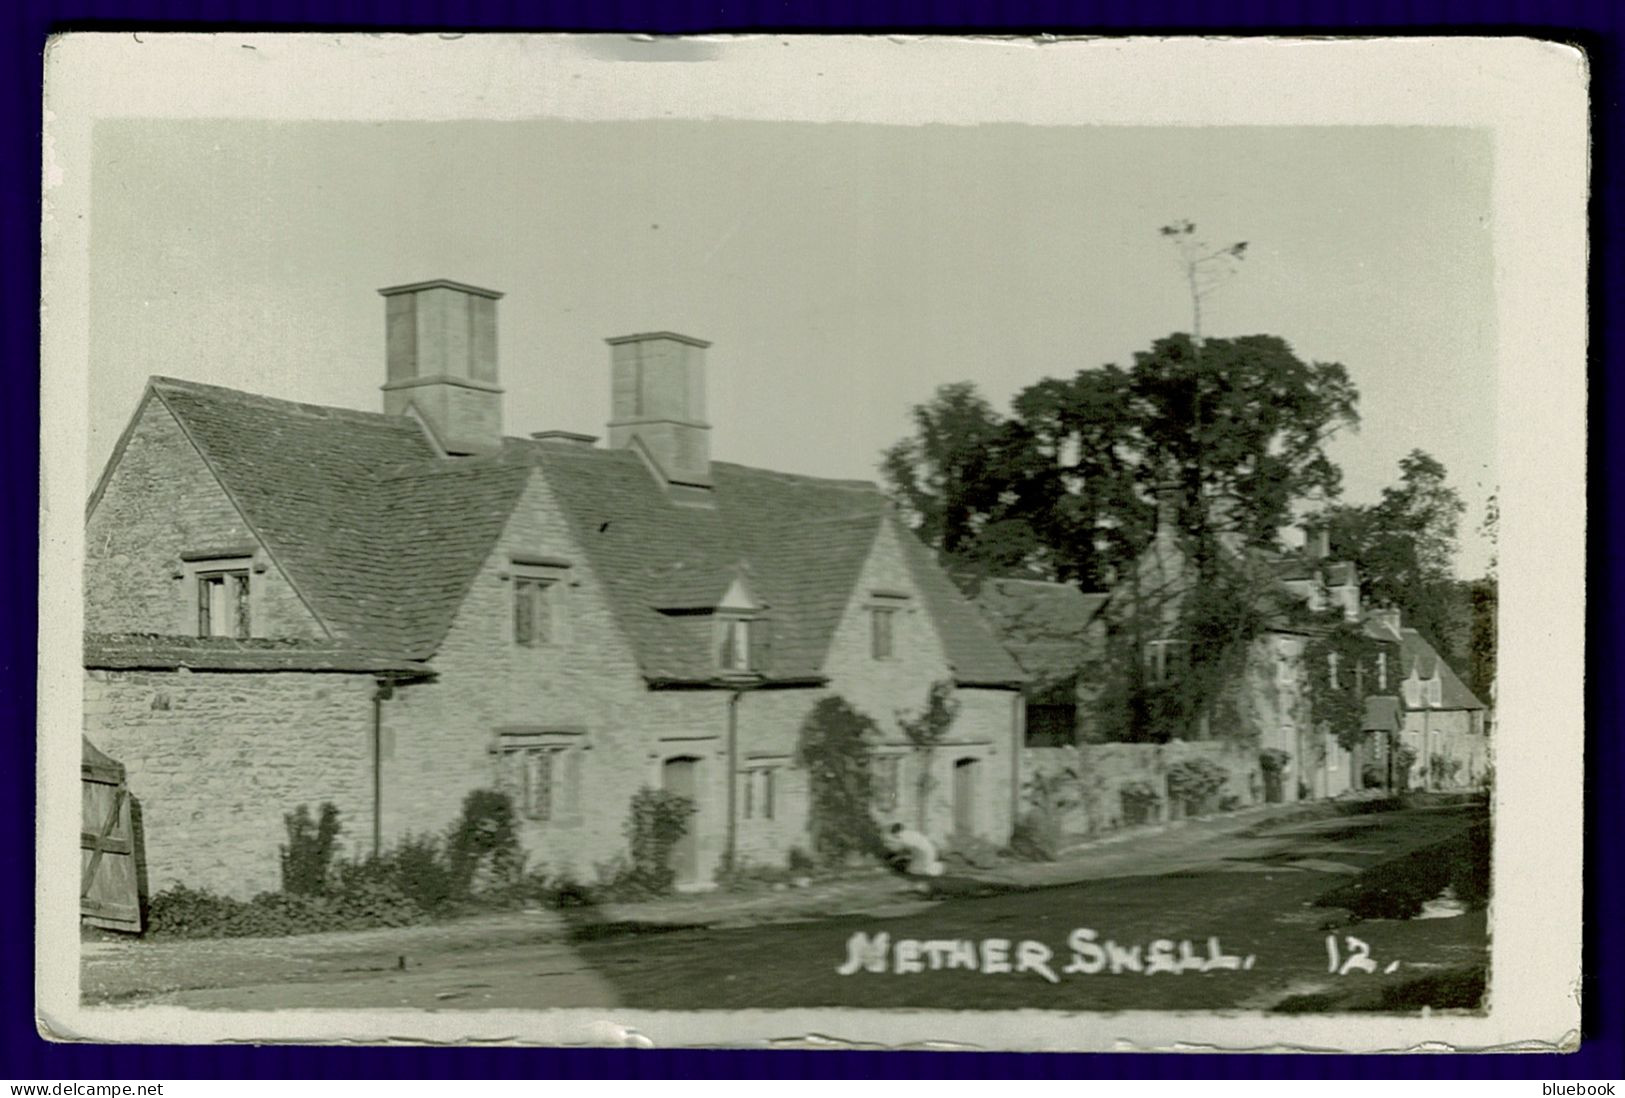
[
  {"xmin": 871, "ymin": 606, "xmax": 897, "ymax": 660},
  {"xmin": 1428, "ymin": 677, "xmax": 1443, "ymax": 707},
  {"xmin": 512, "ymin": 560, "xmax": 569, "ymax": 647},
  {"xmin": 1144, "ymin": 638, "xmax": 1186, "ymax": 686},
  {"xmin": 1377, "ymin": 651, "xmax": 1388, "ymax": 690},
  {"xmin": 497, "ymin": 737, "xmax": 582, "ymax": 822},
  {"xmin": 742, "ymin": 767, "xmax": 778, "ymax": 821},
  {"xmin": 1327, "ymin": 651, "xmax": 1341, "ymax": 689},
  {"xmin": 871, "ymin": 754, "xmax": 903, "ymax": 812},
  {"xmin": 718, "ymin": 614, "xmax": 757, "ymax": 673},
  {"xmin": 197, "ymin": 569, "xmax": 251, "ymax": 639}
]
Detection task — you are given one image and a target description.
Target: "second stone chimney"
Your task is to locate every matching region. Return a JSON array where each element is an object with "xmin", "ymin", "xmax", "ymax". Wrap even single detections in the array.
[
  {"xmin": 605, "ymin": 332, "xmax": 713, "ymax": 489},
  {"xmin": 379, "ymin": 279, "xmax": 504, "ymax": 455}
]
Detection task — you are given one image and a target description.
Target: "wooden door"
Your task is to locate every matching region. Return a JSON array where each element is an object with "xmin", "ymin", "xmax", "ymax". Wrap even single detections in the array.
[
  {"xmin": 662, "ymin": 756, "xmax": 700, "ymax": 886},
  {"xmin": 81, "ymin": 738, "xmax": 141, "ymax": 932},
  {"xmin": 952, "ymin": 757, "xmax": 979, "ymax": 838}
]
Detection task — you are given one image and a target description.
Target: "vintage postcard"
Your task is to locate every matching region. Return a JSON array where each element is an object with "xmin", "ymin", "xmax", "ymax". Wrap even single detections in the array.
[{"xmin": 38, "ymin": 34, "xmax": 1586, "ymax": 1051}]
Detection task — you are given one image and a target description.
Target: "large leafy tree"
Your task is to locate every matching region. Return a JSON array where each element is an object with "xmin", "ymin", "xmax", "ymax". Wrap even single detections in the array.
[
  {"xmin": 1326, "ymin": 449, "xmax": 1468, "ymax": 661},
  {"xmin": 1127, "ymin": 332, "xmax": 1357, "ymax": 555},
  {"xmin": 880, "ymin": 335, "xmax": 1359, "ymax": 590}
]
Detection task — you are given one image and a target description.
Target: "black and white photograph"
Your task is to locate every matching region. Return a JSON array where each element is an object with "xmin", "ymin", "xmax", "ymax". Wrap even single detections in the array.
[{"xmin": 38, "ymin": 34, "xmax": 1586, "ymax": 1051}]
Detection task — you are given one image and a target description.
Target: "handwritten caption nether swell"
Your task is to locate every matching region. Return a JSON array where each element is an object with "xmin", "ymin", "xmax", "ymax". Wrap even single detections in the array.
[{"xmin": 836, "ymin": 929, "xmax": 1258, "ymax": 984}]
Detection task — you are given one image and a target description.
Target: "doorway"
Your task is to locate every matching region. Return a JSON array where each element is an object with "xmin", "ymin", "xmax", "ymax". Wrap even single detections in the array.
[
  {"xmin": 662, "ymin": 756, "xmax": 701, "ymax": 886},
  {"xmin": 952, "ymin": 757, "xmax": 980, "ymax": 838}
]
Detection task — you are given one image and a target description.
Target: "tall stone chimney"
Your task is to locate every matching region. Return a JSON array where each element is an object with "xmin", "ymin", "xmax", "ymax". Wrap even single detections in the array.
[
  {"xmin": 379, "ymin": 279, "xmax": 504, "ymax": 455},
  {"xmin": 605, "ymin": 332, "xmax": 713, "ymax": 489}
]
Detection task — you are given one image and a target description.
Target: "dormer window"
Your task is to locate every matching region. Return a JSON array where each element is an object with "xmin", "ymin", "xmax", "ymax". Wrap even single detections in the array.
[
  {"xmin": 717, "ymin": 613, "xmax": 759, "ymax": 674},
  {"xmin": 511, "ymin": 556, "xmax": 571, "ymax": 648}
]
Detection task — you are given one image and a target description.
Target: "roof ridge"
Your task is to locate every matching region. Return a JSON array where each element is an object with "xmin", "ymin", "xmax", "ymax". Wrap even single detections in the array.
[{"xmin": 150, "ymin": 375, "xmax": 411, "ymax": 429}]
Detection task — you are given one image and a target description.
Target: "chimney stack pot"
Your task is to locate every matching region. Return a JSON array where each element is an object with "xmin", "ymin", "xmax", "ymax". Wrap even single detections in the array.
[{"xmin": 379, "ymin": 279, "xmax": 505, "ymax": 455}]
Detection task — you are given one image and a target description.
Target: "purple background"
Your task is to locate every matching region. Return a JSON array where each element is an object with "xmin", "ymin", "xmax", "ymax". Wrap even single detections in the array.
[{"xmin": 4, "ymin": 0, "xmax": 1620, "ymax": 1081}]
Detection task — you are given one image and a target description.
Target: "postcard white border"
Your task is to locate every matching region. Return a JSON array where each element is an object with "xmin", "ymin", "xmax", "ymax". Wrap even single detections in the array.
[{"xmin": 39, "ymin": 33, "xmax": 1587, "ymax": 1052}]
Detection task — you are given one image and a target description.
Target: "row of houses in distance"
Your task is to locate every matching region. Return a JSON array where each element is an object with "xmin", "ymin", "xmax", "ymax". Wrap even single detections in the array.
[{"xmin": 80, "ymin": 279, "xmax": 1487, "ymax": 897}]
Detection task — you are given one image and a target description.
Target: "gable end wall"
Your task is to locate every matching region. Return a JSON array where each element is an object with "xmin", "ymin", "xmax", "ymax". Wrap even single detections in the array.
[{"xmin": 85, "ymin": 396, "xmax": 323, "ymax": 639}]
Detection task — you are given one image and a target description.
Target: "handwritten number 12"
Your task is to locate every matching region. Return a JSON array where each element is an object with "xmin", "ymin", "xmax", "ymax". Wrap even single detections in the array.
[{"xmin": 1325, "ymin": 934, "xmax": 1377, "ymax": 975}]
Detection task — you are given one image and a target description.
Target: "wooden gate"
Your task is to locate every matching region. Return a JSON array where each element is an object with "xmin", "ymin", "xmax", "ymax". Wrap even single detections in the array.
[{"xmin": 81, "ymin": 737, "xmax": 142, "ymax": 932}]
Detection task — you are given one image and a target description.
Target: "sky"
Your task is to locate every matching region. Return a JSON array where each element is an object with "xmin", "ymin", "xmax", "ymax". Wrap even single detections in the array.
[{"xmin": 88, "ymin": 119, "xmax": 1496, "ymax": 577}]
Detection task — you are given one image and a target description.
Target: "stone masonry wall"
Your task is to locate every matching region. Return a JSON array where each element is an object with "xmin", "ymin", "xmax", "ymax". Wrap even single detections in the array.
[
  {"xmin": 381, "ymin": 480, "xmax": 1018, "ymax": 884},
  {"xmin": 83, "ymin": 668, "xmax": 375, "ymax": 898},
  {"xmin": 1023, "ymin": 739, "xmax": 1262, "ymax": 836},
  {"xmin": 1401, "ymin": 709, "xmax": 1485, "ymax": 789},
  {"xmin": 377, "ymin": 468, "xmax": 730, "ymax": 885},
  {"xmin": 86, "ymin": 394, "xmax": 322, "ymax": 639},
  {"xmin": 816, "ymin": 519, "xmax": 1019, "ymax": 851}
]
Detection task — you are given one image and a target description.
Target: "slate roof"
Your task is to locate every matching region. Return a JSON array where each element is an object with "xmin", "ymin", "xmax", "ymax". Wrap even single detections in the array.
[
  {"xmin": 112, "ymin": 377, "xmax": 1022, "ymax": 687},
  {"xmin": 973, "ymin": 579, "xmax": 1108, "ymax": 698},
  {"xmin": 1398, "ymin": 628, "xmax": 1486, "ymax": 711}
]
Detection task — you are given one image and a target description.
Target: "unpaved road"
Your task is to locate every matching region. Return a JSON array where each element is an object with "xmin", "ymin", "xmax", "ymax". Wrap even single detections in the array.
[{"xmin": 86, "ymin": 799, "xmax": 1488, "ymax": 1013}]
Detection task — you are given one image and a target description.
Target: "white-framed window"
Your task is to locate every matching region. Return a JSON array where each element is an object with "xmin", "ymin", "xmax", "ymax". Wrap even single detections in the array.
[
  {"xmin": 494, "ymin": 729, "xmax": 585, "ymax": 823},
  {"xmin": 868, "ymin": 591, "xmax": 909, "ymax": 660},
  {"xmin": 1144, "ymin": 638, "xmax": 1187, "ymax": 685},
  {"xmin": 871, "ymin": 752, "xmax": 905, "ymax": 812},
  {"xmin": 182, "ymin": 550, "xmax": 258, "ymax": 639},
  {"xmin": 871, "ymin": 605, "xmax": 897, "ymax": 659},
  {"xmin": 511, "ymin": 558, "xmax": 570, "ymax": 648},
  {"xmin": 741, "ymin": 764, "xmax": 781, "ymax": 821},
  {"xmin": 197, "ymin": 568, "xmax": 251, "ymax": 638},
  {"xmin": 718, "ymin": 613, "xmax": 759, "ymax": 674},
  {"xmin": 1403, "ymin": 674, "xmax": 1423, "ymax": 709}
]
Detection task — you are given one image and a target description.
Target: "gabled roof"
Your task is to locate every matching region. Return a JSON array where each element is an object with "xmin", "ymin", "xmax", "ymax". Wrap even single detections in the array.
[
  {"xmin": 105, "ymin": 377, "xmax": 1022, "ymax": 687},
  {"xmin": 1398, "ymin": 628, "xmax": 1486, "ymax": 711},
  {"xmin": 973, "ymin": 578, "xmax": 1108, "ymax": 697}
]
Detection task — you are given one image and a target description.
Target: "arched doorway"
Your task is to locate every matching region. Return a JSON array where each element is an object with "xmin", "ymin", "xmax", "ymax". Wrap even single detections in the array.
[{"xmin": 662, "ymin": 756, "xmax": 702, "ymax": 886}]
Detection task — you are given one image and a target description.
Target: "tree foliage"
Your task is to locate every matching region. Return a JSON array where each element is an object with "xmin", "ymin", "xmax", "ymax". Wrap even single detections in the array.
[
  {"xmin": 879, "ymin": 336, "xmax": 1358, "ymax": 592},
  {"xmin": 1303, "ymin": 618, "xmax": 1400, "ymax": 753},
  {"xmin": 1325, "ymin": 449, "xmax": 1468, "ymax": 661}
]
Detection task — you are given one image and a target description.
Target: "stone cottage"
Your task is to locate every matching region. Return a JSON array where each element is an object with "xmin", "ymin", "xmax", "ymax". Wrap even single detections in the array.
[
  {"xmin": 1362, "ymin": 608, "xmax": 1488, "ymax": 789},
  {"xmin": 978, "ymin": 485, "xmax": 1370, "ymax": 808},
  {"xmin": 83, "ymin": 279, "xmax": 1026, "ymax": 898},
  {"xmin": 971, "ymin": 578, "xmax": 1108, "ymax": 747}
]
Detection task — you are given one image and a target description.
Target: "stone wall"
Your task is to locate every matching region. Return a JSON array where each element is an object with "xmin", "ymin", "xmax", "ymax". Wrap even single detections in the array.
[
  {"xmin": 86, "ymin": 394, "xmax": 322, "ymax": 640},
  {"xmin": 1022, "ymin": 739, "xmax": 1263, "ymax": 836},
  {"xmin": 1401, "ymin": 709, "xmax": 1487, "ymax": 790},
  {"xmin": 84, "ymin": 420, "xmax": 1020, "ymax": 894},
  {"xmin": 83, "ymin": 668, "xmax": 376, "ymax": 898},
  {"xmin": 380, "ymin": 473, "xmax": 1019, "ymax": 886}
]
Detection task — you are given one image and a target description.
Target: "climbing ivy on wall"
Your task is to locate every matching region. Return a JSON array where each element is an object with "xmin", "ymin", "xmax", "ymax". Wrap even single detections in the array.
[
  {"xmin": 796, "ymin": 696, "xmax": 884, "ymax": 865},
  {"xmin": 1302, "ymin": 616, "xmax": 1397, "ymax": 752}
]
